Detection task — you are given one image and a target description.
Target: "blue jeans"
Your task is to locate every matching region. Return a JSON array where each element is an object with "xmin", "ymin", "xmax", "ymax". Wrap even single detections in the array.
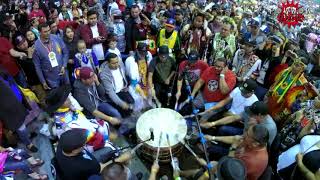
[
  {"xmin": 16, "ymin": 124, "xmax": 32, "ymax": 146},
  {"xmin": 3, "ymin": 149, "xmax": 32, "ymax": 174},
  {"xmin": 217, "ymin": 125, "xmax": 243, "ymax": 136},
  {"xmin": 207, "ymin": 144, "xmax": 230, "ymax": 161},
  {"xmin": 98, "ymin": 102, "xmax": 122, "ymax": 119}
]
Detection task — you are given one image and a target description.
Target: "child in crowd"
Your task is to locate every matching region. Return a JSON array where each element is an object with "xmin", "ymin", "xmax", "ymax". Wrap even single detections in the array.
[
  {"xmin": 105, "ymin": 33, "xmax": 122, "ymax": 61},
  {"xmin": 74, "ymin": 40, "xmax": 99, "ymax": 74}
]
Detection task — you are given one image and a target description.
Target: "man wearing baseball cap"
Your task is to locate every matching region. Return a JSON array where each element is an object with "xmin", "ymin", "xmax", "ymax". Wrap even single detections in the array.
[
  {"xmin": 242, "ymin": 101, "xmax": 277, "ymax": 145},
  {"xmin": 56, "ymin": 129, "xmax": 134, "ymax": 180},
  {"xmin": 176, "ymin": 50, "xmax": 209, "ymax": 102},
  {"xmin": 73, "ymin": 67, "xmax": 121, "ymax": 125},
  {"xmin": 232, "ymin": 39, "xmax": 261, "ymax": 82},
  {"xmin": 148, "ymin": 45, "xmax": 176, "ymax": 106},
  {"xmin": 157, "ymin": 18, "xmax": 181, "ymax": 55},
  {"xmin": 243, "ymin": 19, "xmax": 267, "ymax": 50},
  {"xmin": 201, "ymin": 79, "xmax": 258, "ymax": 129}
]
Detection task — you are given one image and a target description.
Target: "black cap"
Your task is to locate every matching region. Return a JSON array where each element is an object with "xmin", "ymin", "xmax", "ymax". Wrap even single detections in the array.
[
  {"xmin": 137, "ymin": 42, "xmax": 147, "ymax": 52},
  {"xmin": 188, "ymin": 50, "xmax": 199, "ymax": 62},
  {"xmin": 158, "ymin": 45, "xmax": 169, "ymax": 55},
  {"xmin": 244, "ymin": 39, "xmax": 256, "ymax": 47},
  {"xmin": 245, "ymin": 101, "xmax": 269, "ymax": 116},
  {"xmin": 59, "ymin": 129, "xmax": 87, "ymax": 152},
  {"xmin": 239, "ymin": 79, "xmax": 258, "ymax": 94},
  {"xmin": 175, "ymin": 9, "xmax": 183, "ymax": 15},
  {"xmin": 249, "ymin": 19, "xmax": 260, "ymax": 27},
  {"xmin": 45, "ymin": 85, "xmax": 71, "ymax": 113},
  {"xmin": 217, "ymin": 156, "xmax": 246, "ymax": 180},
  {"xmin": 163, "ymin": 11, "xmax": 171, "ymax": 18}
]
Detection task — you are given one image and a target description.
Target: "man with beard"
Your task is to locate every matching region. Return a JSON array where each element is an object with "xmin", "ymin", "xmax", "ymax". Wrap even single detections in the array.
[{"xmin": 124, "ymin": 4, "xmax": 142, "ymax": 54}]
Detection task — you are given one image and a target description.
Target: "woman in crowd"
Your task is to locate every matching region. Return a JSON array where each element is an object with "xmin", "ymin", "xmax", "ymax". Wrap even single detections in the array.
[
  {"xmin": 58, "ymin": 3, "xmax": 73, "ymax": 21},
  {"xmin": 25, "ymin": 30, "xmax": 37, "ymax": 47},
  {"xmin": 71, "ymin": 1, "xmax": 82, "ymax": 19},
  {"xmin": 28, "ymin": 1, "xmax": 46, "ymax": 24}
]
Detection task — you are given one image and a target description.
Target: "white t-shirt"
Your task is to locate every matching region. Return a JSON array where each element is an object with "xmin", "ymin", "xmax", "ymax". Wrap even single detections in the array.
[
  {"xmin": 229, "ymin": 87, "xmax": 258, "ymax": 115},
  {"xmin": 90, "ymin": 24, "xmax": 105, "ymax": 61},
  {"xmin": 111, "ymin": 68, "xmax": 124, "ymax": 93}
]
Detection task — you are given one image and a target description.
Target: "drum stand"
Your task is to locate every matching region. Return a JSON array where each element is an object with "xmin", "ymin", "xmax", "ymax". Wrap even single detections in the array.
[{"xmin": 183, "ymin": 76, "xmax": 213, "ymax": 178}]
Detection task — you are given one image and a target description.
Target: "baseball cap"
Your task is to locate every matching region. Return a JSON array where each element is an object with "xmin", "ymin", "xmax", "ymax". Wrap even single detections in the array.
[
  {"xmin": 269, "ymin": 35, "xmax": 283, "ymax": 45},
  {"xmin": 217, "ymin": 156, "xmax": 246, "ymax": 180},
  {"xmin": 245, "ymin": 101, "xmax": 269, "ymax": 116},
  {"xmin": 175, "ymin": 9, "xmax": 183, "ymax": 15},
  {"xmin": 59, "ymin": 129, "xmax": 87, "ymax": 152},
  {"xmin": 137, "ymin": 42, "xmax": 147, "ymax": 52},
  {"xmin": 165, "ymin": 18, "xmax": 176, "ymax": 28},
  {"xmin": 239, "ymin": 79, "xmax": 258, "ymax": 94},
  {"xmin": 79, "ymin": 67, "xmax": 94, "ymax": 80},
  {"xmin": 15, "ymin": 35, "xmax": 27, "ymax": 47},
  {"xmin": 158, "ymin": 45, "xmax": 169, "ymax": 55},
  {"xmin": 188, "ymin": 50, "xmax": 199, "ymax": 62},
  {"xmin": 249, "ymin": 19, "xmax": 260, "ymax": 27},
  {"xmin": 243, "ymin": 39, "xmax": 256, "ymax": 47}
]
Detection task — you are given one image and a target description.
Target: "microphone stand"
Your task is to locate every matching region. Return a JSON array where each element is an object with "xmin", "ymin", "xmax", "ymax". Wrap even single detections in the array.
[{"xmin": 183, "ymin": 74, "xmax": 213, "ymax": 179}]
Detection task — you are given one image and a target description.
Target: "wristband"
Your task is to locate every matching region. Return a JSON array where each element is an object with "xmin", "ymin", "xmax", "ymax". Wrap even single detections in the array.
[{"xmin": 220, "ymin": 74, "xmax": 225, "ymax": 78}]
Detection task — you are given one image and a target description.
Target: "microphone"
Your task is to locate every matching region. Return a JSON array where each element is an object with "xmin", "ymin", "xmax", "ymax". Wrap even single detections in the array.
[{"xmin": 149, "ymin": 128, "xmax": 154, "ymax": 141}]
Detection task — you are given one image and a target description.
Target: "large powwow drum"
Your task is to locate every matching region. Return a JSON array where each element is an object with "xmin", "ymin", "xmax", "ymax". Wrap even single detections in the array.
[{"xmin": 136, "ymin": 108, "xmax": 187, "ymax": 163}]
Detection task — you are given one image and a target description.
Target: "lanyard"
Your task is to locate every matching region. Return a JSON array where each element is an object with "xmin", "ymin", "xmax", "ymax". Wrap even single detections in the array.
[{"xmin": 40, "ymin": 40, "xmax": 53, "ymax": 53}]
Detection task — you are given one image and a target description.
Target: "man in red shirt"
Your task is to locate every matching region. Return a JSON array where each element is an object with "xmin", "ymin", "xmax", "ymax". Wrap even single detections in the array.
[
  {"xmin": 205, "ymin": 124, "xmax": 269, "ymax": 180},
  {"xmin": 233, "ymin": 124, "xmax": 269, "ymax": 180},
  {"xmin": 176, "ymin": 50, "xmax": 209, "ymax": 102},
  {"xmin": 190, "ymin": 57, "xmax": 236, "ymax": 112},
  {"xmin": 0, "ymin": 36, "xmax": 28, "ymax": 87}
]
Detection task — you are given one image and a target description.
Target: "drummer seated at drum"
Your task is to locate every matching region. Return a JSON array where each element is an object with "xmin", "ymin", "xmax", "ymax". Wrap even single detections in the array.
[
  {"xmin": 99, "ymin": 53, "xmax": 135, "ymax": 117},
  {"xmin": 44, "ymin": 85, "xmax": 117, "ymax": 151},
  {"xmin": 56, "ymin": 129, "xmax": 134, "ymax": 180},
  {"xmin": 205, "ymin": 124, "xmax": 269, "ymax": 180},
  {"xmin": 73, "ymin": 67, "xmax": 122, "ymax": 126},
  {"xmin": 200, "ymin": 79, "xmax": 258, "ymax": 129},
  {"xmin": 189, "ymin": 58, "xmax": 236, "ymax": 115}
]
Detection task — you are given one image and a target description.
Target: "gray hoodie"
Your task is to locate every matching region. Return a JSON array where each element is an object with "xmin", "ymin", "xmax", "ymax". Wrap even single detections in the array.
[{"xmin": 99, "ymin": 60, "xmax": 128, "ymax": 107}]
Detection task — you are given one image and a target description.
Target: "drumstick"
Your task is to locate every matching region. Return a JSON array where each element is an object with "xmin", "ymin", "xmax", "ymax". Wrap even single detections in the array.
[
  {"xmin": 183, "ymin": 111, "xmax": 207, "ymax": 119},
  {"xmin": 174, "ymin": 100, "xmax": 179, "ymax": 111},
  {"xmin": 166, "ymin": 134, "xmax": 175, "ymax": 168},
  {"xmin": 155, "ymin": 132, "xmax": 163, "ymax": 163},
  {"xmin": 175, "ymin": 134, "xmax": 199, "ymax": 159}
]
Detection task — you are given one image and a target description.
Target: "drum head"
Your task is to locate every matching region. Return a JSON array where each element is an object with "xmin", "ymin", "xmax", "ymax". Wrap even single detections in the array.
[{"xmin": 136, "ymin": 108, "xmax": 187, "ymax": 147}]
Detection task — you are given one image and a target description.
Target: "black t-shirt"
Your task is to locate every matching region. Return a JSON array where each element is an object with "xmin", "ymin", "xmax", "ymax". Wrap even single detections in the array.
[
  {"xmin": 56, "ymin": 144, "xmax": 100, "ymax": 180},
  {"xmin": 148, "ymin": 56, "xmax": 176, "ymax": 84}
]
